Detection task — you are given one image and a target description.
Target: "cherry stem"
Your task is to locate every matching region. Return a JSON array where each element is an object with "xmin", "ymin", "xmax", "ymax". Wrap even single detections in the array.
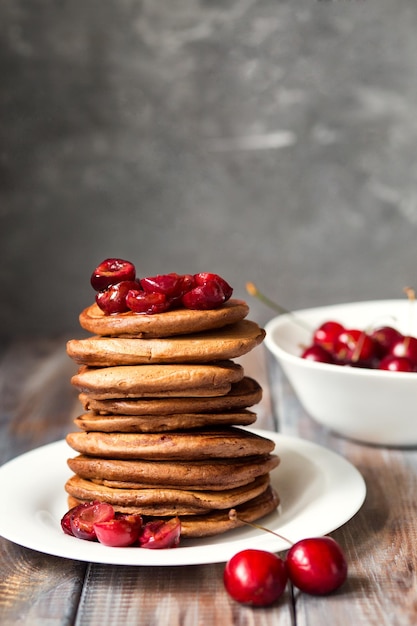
[
  {"xmin": 245, "ymin": 282, "xmax": 312, "ymax": 332},
  {"xmin": 228, "ymin": 509, "xmax": 293, "ymax": 547}
]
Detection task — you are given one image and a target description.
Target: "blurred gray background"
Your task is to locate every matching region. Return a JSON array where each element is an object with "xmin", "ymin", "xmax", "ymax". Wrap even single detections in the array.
[{"xmin": 2, "ymin": 0, "xmax": 417, "ymax": 340}]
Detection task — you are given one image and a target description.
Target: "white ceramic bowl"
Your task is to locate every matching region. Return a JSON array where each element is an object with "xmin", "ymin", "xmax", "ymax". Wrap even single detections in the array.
[{"xmin": 264, "ymin": 299, "xmax": 417, "ymax": 446}]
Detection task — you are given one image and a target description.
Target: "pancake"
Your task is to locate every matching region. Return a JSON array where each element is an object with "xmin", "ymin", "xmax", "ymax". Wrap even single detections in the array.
[
  {"xmin": 79, "ymin": 299, "xmax": 249, "ymax": 338},
  {"xmin": 64, "ymin": 474, "xmax": 270, "ymax": 516},
  {"xmin": 66, "ymin": 320, "xmax": 265, "ymax": 366},
  {"xmin": 66, "ymin": 427, "xmax": 276, "ymax": 460},
  {"xmin": 67, "ymin": 453, "xmax": 280, "ymax": 490},
  {"xmin": 73, "ymin": 410, "xmax": 257, "ymax": 433},
  {"xmin": 67, "ymin": 485, "xmax": 280, "ymax": 538},
  {"xmin": 79, "ymin": 376, "xmax": 262, "ymax": 415},
  {"xmin": 71, "ymin": 361, "xmax": 244, "ymax": 399}
]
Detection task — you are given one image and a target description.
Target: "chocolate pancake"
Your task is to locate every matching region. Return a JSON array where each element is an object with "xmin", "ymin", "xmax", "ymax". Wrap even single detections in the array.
[
  {"xmin": 64, "ymin": 474, "xmax": 270, "ymax": 515},
  {"xmin": 66, "ymin": 427, "xmax": 276, "ymax": 460},
  {"xmin": 79, "ymin": 376, "xmax": 262, "ymax": 415},
  {"xmin": 71, "ymin": 361, "xmax": 244, "ymax": 399},
  {"xmin": 73, "ymin": 410, "xmax": 257, "ymax": 433},
  {"xmin": 79, "ymin": 299, "xmax": 249, "ymax": 338},
  {"xmin": 66, "ymin": 320, "xmax": 265, "ymax": 366},
  {"xmin": 67, "ymin": 454, "xmax": 280, "ymax": 490},
  {"xmin": 67, "ymin": 485, "xmax": 280, "ymax": 538}
]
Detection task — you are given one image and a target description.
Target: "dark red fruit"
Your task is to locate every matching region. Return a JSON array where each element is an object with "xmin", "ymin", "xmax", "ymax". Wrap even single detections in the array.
[
  {"xmin": 182, "ymin": 281, "xmax": 226, "ymax": 310},
  {"xmin": 333, "ymin": 329, "xmax": 378, "ymax": 365},
  {"xmin": 194, "ymin": 272, "xmax": 233, "ymax": 300},
  {"xmin": 91, "ymin": 258, "xmax": 136, "ymax": 291},
  {"xmin": 126, "ymin": 289, "xmax": 171, "ymax": 314},
  {"xmin": 140, "ymin": 273, "xmax": 195, "ymax": 299},
  {"xmin": 370, "ymin": 326, "xmax": 404, "ymax": 358},
  {"xmin": 223, "ymin": 549, "xmax": 288, "ymax": 606},
  {"xmin": 379, "ymin": 355, "xmax": 416, "ymax": 372},
  {"xmin": 313, "ymin": 321, "xmax": 345, "ymax": 352},
  {"xmin": 301, "ymin": 345, "xmax": 335, "ymax": 364},
  {"xmin": 389, "ymin": 336, "xmax": 417, "ymax": 364},
  {"xmin": 138, "ymin": 517, "xmax": 181, "ymax": 549},
  {"xmin": 63, "ymin": 501, "xmax": 115, "ymax": 541},
  {"xmin": 95, "ymin": 280, "xmax": 140, "ymax": 314},
  {"xmin": 286, "ymin": 537, "xmax": 347, "ymax": 595},
  {"xmin": 93, "ymin": 517, "xmax": 141, "ymax": 547}
]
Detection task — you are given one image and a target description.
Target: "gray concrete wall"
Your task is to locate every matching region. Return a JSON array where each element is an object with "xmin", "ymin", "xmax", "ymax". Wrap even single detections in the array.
[{"xmin": 1, "ymin": 0, "xmax": 417, "ymax": 338}]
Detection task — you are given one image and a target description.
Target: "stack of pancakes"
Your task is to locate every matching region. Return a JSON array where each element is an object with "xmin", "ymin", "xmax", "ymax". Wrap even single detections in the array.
[{"xmin": 65, "ymin": 298, "xmax": 280, "ymax": 538}]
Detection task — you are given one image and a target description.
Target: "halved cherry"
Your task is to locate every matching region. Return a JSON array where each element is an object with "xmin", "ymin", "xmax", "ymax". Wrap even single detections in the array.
[
  {"xmin": 182, "ymin": 281, "xmax": 226, "ymax": 310},
  {"xmin": 96, "ymin": 280, "xmax": 141, "ymax": 314},
  {"xmin": 194, "ymin": 272, "xmax": 233, "ymax": 300},
  {"xmin": 91, "ymin": 258, "xmax": 136, "ymax": 291},
  {"xmin": 138, "ymin": 517, "xmax": 181, "ymax": 549},
  {"xmin": 94, "ymin": 515, "xmax": 142, "ymax": 547},
  {"xmin": 63, "ymin": 501, "xmax": 115, "ymax": 541},
  {"xmin": 140, "ymin": 273, "xmax": 195, "ymax": 299},
  {"xmin": 126, "ymin": 290, "xmax": 171, "ymax": 314}
]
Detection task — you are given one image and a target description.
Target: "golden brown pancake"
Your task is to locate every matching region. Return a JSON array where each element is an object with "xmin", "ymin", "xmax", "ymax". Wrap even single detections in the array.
[
  {"xmin": 64, "ymin": 474, "xmax": 270, "ymax": 515},
  {"xmin": 73, "ymin": 410, "xmax": 257, "ymax": 433},
  {"xmin": 79, "ymin": 377, "xmax": 262, "ymax": 415},
  {"xmin": 79, "ymin": 299, "xmax": 249, "ymax": 338},
  {"xmin": 71, "ymin": 361, "xmax": 244, "ymax": 399},
  {"xmin": 67, "ymin": 453, "xmax": 280, "ymax": 490},
  {"xmin": 66, "ymin": 427, "xmax": 276, "ymax": 460},
  {"xmin": 67, "ymin": 485, "xmax": 280, "ymax": 538},
  {"xmin": 66, "ymin": 320, "xmax": 265, "ymax": 366}
]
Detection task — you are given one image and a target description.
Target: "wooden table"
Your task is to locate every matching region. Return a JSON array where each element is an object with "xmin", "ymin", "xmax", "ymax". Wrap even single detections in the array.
[{"xmin": 1, "ymin": 337, "xmax": 416, "ymax": 626}]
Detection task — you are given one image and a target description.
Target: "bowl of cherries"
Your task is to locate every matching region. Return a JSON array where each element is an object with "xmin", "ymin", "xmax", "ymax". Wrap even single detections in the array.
[{"xmin": 263, "ymin": 297, "xmax": 417, "ymax": 446}]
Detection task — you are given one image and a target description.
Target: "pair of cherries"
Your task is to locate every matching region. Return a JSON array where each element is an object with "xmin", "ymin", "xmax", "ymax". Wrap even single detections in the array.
[
  {"xmin": 90, "ymin": 258, "xmax": 233, "ymax": 314},
  {"xmin": 302, "ymin": 320, "xmax": 417, "ymax": 372},
  {"xmin": 224, "ymin": 535, "xmax": 347, "ymax": 606}
]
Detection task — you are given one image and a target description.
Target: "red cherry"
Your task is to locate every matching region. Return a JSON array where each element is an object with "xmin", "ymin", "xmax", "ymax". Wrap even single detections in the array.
[
  {"xmin": 93, "ymin": 517, "xmax": 141, "ymax": 547},
  {"xmin": 62, "ymin": 501, "xmax": 115, "ymax": 541},
  {"xmin": 301, "ymin": 345, "xmax": 335, "ymax": 364},
  {"xmin": 286, "ymin": 537, "xmax": 347, "ymax": 595},
  {"xmin": 389, "ymin": 336, "xmax": 417, "ymax": 364},
  {"xmin": 370, "ymin": 326, "xmax": 404, "ymax": 358},
  {"xmin": 140, "ymin": 273, "xmax": 195, "ymax": 299},
  {"xmin": 379, "ymin": 355, "xmax": 416, "ymax": 372},
  {"xmin": 182, "ymin": 281, "xmax": 226, "ymax": 310},
  {"xmin": 95, "ymin": 280, "xmax": 141, "ymax": 314},
  {"xmin": 194, "ymin": 272, "xmax": 233, "ymax": 300},
  {"xmin": 313, "ymin": 321, "xmax": 345, "ymax": 352},
  {"xmin": 91, "ymin": 258, "xmax": 136, "ymax": 291},
  {"xmin": 223, "ymin": 549, "xmax": 288, "ymax": 607},
  {"xmin": 333, "ymin": 329, "xmax": 377, "ymax": 365},
  {"xmin": 126, "ymin": 289, "xmax": 171, "ymax": 314},
  {"xmin": 138, "ymin": 517, "xmax": 181, "ymax": 549}
]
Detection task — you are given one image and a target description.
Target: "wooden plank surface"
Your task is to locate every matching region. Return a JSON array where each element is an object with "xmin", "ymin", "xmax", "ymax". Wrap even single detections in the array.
[{"xmin": 0, "ymin": 338, "xmax": 416, "ymax": 625}]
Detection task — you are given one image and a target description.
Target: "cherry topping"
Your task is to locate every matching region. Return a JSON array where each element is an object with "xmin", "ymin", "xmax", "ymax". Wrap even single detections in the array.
[
  {"xmin": 223, "ymin": 549, "xmax": 288, "ymax": 607},
  {"xmin": 194, "ymin": 272, "xmax": 233, "ymax": 300},
  {"xmin": 95, "ymin": 280, "xmax": 141, "ymax": 314},
  {"xmin": 126, "ymin": 290, "xmax": 171, "ymax": 315},
  {"xmin": 138, "ymin": 517, "xmax": 181, "ymax": 549},
  {"xmin": 286, "ymin": 537, "xmax": 348, "ymax": 596},
  {"xmin": 140, "ymin": 273, "xmax": 195, "ymax": 299},
  {"xmin": 182, "ymin": 281, "xmax": 227, "ymax": 310},
  {"xmin": 91, "ymin": 258, "xmax": 136, "ymax": 291}
]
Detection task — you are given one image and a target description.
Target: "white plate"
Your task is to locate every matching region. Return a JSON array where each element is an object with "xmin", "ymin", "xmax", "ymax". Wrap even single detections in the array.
[{"xmin": 0, "ymin": 430, "xmax": 366, "ymax": 566}]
